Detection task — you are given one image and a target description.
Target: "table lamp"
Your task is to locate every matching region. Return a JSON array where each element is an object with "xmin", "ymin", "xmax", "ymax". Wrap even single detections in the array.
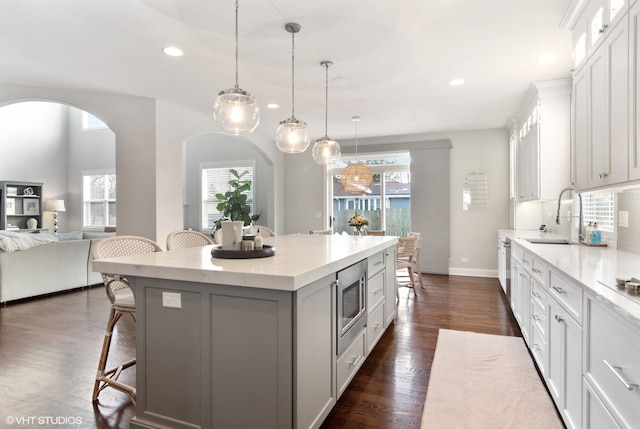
[{"xmin": 45, "ymin": 199, "xmax": 66, "ymax": 234}]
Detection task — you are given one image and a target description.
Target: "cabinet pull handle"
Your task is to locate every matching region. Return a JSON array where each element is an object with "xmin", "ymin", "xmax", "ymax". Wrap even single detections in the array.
[
  {"xmin": 350, "ymin": 355, "xmax": 363, "ymax": 367},
  {"xmin": 374, "ymin": 261, "xmax": 383, "ymax": 266},
  {"xmin": 598, "ymin": 172, "xmax": 609, "ymax": 179},
  {"xmin": 532, "ymin": 267, "xmax": 541, "ymax": 273},
  {"xmin": 598, "ymin": 24, "xmax": 608, "ymax": 34},
  {"xmin": 374, "ymin": 288, "xmax": 382, "ymax": 295},
  {"xmin": 552, "ymin": 286, "xmax": 566, "ymax": 294},
  {"xmin": 554, "ymin": 314, "xmax": 564, "ymax": 322},
  {"xmin": 532, "ymin": 291, "xmax": 541, "ymax": 298},
  {"xmin": 532, "ymin": 314, "xmax": 541, "ymax": 321},
  {"xmin": 603, "ymin": 359, "xmax": 638, "ymax": 391},
  {"xmin": 373, "ymin": 322, "xmax": 381, "ymax": 330}
]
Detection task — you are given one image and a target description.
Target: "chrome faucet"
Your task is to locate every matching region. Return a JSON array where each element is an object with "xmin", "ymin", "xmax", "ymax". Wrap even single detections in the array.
[{"xmin": 556, "ymin": 186, "xmax": 583, "ymax": 241}]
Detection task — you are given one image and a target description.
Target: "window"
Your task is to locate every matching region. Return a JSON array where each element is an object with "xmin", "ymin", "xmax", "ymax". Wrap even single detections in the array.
[
  {"xmin": 82, "ymin": 112, "xmax": 108, "ymax": 130},
  {"xmin": 330, "ymin": 153, "xmax": 411, "ymax": 236},
  {"xmin": 83, "ymin": 171, "xmax": 116, "ymax": 228},
  {"xmin": 582, "ymin": 192, "xmax": 614, "ymax": 233},
  {"xmin": 201, "ymin": 162, "xmax": 254, "ymax": 230}
]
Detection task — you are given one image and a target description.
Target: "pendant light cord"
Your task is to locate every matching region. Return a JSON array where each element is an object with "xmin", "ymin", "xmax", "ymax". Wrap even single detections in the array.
[
  {"xmin": 234, "ymin": 0, "xmax": 239, "ymax": 89},
  {"xmin": 324, "ymin": 62, "xmax": 329, "ymax": 136},
  {"xmin": 291, "ymin": 29, "xmax": 295, "ymax": 118}
]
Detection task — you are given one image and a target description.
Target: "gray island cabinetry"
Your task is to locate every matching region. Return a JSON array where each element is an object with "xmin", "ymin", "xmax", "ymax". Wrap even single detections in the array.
[{"xmin": 92, "ymin": 234, "xmax": 397, "ymax": 429}]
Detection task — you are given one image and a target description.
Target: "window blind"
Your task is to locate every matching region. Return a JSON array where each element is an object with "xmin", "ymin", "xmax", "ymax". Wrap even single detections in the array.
[
  {"xmin": 582, "ymin": 192, "xmax": 614, "ymax": 233},
  {"xmin": 202, "ymin": 166, "xmax": 254, "ymax": 230}
]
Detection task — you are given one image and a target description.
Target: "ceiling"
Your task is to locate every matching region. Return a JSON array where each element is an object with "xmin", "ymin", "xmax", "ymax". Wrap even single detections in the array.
[{"xmin": 0, "ymin": 0, "xmax": 574, "ymax": 143}]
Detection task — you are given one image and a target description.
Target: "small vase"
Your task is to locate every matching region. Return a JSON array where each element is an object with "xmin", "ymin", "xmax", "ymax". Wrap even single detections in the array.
[{"xmin": 354, "ymin": 226, "xmax": 363, "ymax": 236}]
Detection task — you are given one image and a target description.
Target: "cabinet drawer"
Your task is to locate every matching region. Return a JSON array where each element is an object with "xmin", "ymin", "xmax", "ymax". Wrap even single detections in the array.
[
  {"xmin": 367, "ymin": 270, "xmax": 384, "ymax": 312},
  {"xmin": 367, "ymin": 251, "xmax": 385, "ymax": 277},
  {"xmin": 584, "ymin": 381, "xmax": 624, "ymax": 429},
  {"xmin": 549, "ymin": 269, "xmax": 583, "ymax": 322},
  {"xmin": 530, "ymin": 253, "xmax": 547, "ymax": 286},
  {"xmin": 530, "ymin": 323, "xmax": 547, "ymax": 376},
  {"xmin": 531, "ymin": 296, "xmax": 547, "ymax": 341},
  {"xmin": 337, "ymin": 329, "xmax": 366, "ymax": 397},
  {"xmin": 531, "ymin": 277, "xmax": 547, "ymax": 310},
  {"xmin": 366, "ymin": 302, "xmax": 385, "ymax": 355},
  {"xmin": 585, "ymin": 297, "xmax": 640, "ymax": 429}
]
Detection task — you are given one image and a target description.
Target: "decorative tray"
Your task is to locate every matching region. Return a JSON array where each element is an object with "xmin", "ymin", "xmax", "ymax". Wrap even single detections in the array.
[{"xmin": 211, "ymin": 245, "xmax": 275, "ymax": 259}]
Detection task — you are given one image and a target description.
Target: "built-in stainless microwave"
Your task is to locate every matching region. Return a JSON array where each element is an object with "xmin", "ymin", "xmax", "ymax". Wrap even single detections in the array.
[{"xmin": 336, "ymin": 260, "xmax": 367, "ymax": 356}]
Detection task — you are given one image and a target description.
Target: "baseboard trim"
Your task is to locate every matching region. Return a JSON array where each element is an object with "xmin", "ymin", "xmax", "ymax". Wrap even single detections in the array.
[{"xmin": 447, "ymin": 267, "xmax": 497, "ymax": 278}]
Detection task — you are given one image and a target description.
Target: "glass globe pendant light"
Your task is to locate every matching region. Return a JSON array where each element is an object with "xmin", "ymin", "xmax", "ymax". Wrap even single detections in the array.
[
  {"xmin": 312, "ymin": 61, "xmax": 341, "ymax": 165},
  {"xmin": 213, "ymin": 0, "xmax": 260, "ymax": 134},
  {"xmin": 276, "ymin": 23, "xmax": 310, "ymax": 153},
  {"xmin": 341, "ymin": 116, "xmax": 373, "ymax": 194}
]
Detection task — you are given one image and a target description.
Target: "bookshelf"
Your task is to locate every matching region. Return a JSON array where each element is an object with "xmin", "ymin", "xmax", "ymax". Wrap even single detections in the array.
[{"xmin": 0, "ymin": 181, "xmax": 44, "ymax": 231}]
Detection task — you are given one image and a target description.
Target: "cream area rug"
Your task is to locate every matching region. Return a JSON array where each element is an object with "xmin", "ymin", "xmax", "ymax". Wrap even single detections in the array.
[{"xmin": 421, "ymin": 329, "xmax": 564, "ymax": 429}]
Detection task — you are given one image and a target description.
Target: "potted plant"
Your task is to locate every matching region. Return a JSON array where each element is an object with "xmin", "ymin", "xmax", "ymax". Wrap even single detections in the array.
[{"xmin": 213, "ymin": 169, "xmax": 253, "ymax": 231}]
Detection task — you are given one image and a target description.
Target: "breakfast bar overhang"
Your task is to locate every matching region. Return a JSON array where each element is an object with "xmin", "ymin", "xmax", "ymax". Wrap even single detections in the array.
[{"xmin": 92, "ymin": 234, "xmax": 398, "ymax": 429}]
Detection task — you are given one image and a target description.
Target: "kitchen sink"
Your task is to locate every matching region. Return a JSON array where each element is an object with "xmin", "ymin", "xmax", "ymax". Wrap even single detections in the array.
[{"xmin": 523, "ymin": 238, "xmax": 574, "ymax": 245}]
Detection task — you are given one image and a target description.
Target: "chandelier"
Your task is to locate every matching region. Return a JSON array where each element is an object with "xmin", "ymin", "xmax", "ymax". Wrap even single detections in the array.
[
  {"xmin": 213, "ymin": 0, "xmax": 260, "ymax": 134},
  {"xmin": 341, "ymin": 116, "xmax": 373, "ymax": 194},
  {"xmin": 311, "ymin": 61, "xmax": 341, "ymax": 165},
  {"xmin": 275, "ymin": 23, "xmax": 310, "ymax": 153}
]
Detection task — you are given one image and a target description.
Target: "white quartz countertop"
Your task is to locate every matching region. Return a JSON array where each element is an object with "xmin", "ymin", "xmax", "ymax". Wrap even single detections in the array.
[
  {"xmin": 92, "ymin": 234, "xmax": 398, "ymax": 292},
  {"xmin": 499, "ymin": 229, "xmax": 640, "ymax": 321}
]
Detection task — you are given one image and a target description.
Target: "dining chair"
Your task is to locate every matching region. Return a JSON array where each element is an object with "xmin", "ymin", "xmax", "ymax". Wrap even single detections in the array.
[
  {"xmin": 395, "ymin": 235, "xmax": 418, "ymax": 295},
  {"xmin": 249, "ymin": 225, "xmax": 276, "ymax": 237},
  {"xmin": 166, "ymin": 229, "xmax": 214, "ymax": 250},
  {"xmin": 408, "ymin": 231, "xmax": 425, "ymax": 288},
  {"xmin": 366, "ymin": 230, "xmax": 386, "ymax": 236},
  {"xmin": 309, "ymin": 229, "xmax": 332, "ymax": 235},
  {"xmin": 91, "ymin": 235, "xmax": 163, "ymax": 405}
]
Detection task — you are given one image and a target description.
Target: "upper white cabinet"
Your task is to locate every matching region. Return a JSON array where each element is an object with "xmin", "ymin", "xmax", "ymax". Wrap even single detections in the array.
[
  {"xmin": 568, "ymin": 0, "xmax": 632, "ymax": 191},
  {"xmin": 587, "ymin": 0, "xmax": 628, "ymax": 54},
  {"xmin": 515, "ymin": 79, "xmax": 571, "ymax": 202},
  {"xmin": 630, "ymin": 1, "xmax": 640, "ymax": 180}
]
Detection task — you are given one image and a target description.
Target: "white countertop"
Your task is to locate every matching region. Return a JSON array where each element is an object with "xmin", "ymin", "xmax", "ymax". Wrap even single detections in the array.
[
  {"xmin": 499, "ymin": 229, "xmax": 640, "ymax": 322},
  {"xmin": 92, "ymin": 234, "xmax": 398, "ymax": 292}
]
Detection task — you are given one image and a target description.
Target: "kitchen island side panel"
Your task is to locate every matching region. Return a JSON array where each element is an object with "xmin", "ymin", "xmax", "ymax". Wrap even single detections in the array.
[{"xmin": 130, "ymin": 277, "xmax": 293, "ymax": 429}]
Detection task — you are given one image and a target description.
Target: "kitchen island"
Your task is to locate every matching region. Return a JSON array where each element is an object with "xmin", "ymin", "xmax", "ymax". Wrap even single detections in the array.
[{"xmin": 92, "ymin": 233, "xmax": 398, "ymax": 429}]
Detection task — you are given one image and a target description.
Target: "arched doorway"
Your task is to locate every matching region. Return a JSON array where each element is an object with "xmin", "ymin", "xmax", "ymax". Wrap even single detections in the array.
[{"xmin": 0, "ymin": 101, "xmax": 115, "ymax": 232}]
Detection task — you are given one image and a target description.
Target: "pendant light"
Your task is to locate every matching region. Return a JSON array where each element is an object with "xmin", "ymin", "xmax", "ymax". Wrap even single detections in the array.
[
  {"xmin": 213, "ymin": 0, "xmax": 260, "ymax": 134},
  {"xmin": 312, "ymin": 61, "xmax": 341, "ymax": 165},
  {"xmin": 341, "ymin": 116, "xmax": 373, "ymax": 194},
  {"xmin": 276, "ymin": 23, "xmax": 310, "ymax": 153}
]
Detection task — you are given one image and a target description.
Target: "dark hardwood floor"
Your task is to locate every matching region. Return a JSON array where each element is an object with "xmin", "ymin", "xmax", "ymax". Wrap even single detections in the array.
[{"xmin": 0, "ymin": 275, "xmax": 520, "ymax": 429}]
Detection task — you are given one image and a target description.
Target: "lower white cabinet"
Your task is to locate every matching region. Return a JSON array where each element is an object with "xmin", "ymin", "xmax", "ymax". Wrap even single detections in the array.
[
  {"xmin": 366, "ymin": 303, "xmax": 385, "ymax": 355},
  {"xmin": 584, "ymin": 294, "xmax": 640, "ymax": 429},
  {"xmin": 336, "ymin": 328, "xmax": 366, "ymax": 397},
  {"xmin": 547, "ymin": 293, "xmax": 583, "ymax": 429},
  {"xmin": 295, "ymin": 274, "xmax": 337, "ymax": 429},
  {"xmin": 583, "ymin": 381, "xmax": 624, "ymax": 429},
  {"xmin": 384, "ymin": 246, "xmax": 396, "ymax": 327}
]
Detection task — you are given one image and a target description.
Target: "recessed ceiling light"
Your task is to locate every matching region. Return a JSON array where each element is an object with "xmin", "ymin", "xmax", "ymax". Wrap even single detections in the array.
[
  {"xmin": 449, "ymin": 78, "xmax": 465, "ymax": 86},
  {"xmin": 267, "ymin": 103, "xmax": 279, "ymax": 109},
  {"xmin": 163, "ymin": 46, "xmax": 184, "ymax": 57},
  {"xmin": 537, "ymin": 53, "xmax": 557, "ymax": 64}
]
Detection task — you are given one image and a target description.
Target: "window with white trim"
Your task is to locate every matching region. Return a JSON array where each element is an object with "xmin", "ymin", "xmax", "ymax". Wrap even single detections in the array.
[
  {"xmin": 582, "ymin": 192, "xmax": 614, "ymax": 233},
  {"xmin": 201, "ymin": 162, "xmax": 254, "ymax": 230},
  {"xmin": 83, "ymin": 171, "xmax": 116, "ymax": 228}
]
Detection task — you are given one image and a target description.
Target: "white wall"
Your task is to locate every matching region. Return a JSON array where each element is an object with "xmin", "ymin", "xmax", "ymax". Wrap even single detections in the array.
[{"xmin": 447, "ymin": 128, "xmax": 510, "ymax": 277}]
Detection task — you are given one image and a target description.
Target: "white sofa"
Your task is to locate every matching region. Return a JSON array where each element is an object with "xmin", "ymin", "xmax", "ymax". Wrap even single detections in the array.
[{"xmin": 0, "ymin": 231, "xmax": 114, "ymax": 303}]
